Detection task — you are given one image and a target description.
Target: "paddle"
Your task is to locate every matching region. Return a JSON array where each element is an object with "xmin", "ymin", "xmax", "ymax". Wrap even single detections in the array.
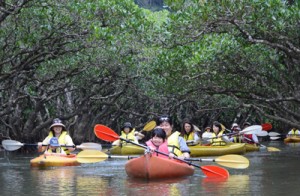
[
  {"xmin": 77, "ymin": 150, "xmax": 137, "ymax": 163},
  {"xmin": 261, "ymin": 123, "xmax": 272, "ymax": 131},
  {"xmin": 77, "ymin": 150, "xmax": 249, "ymax": 169},
  {"xmin": 242, "ymin": 137, "xmax": 280, "ymax": 152},
  {"xmin": 93, "ymin": 124, "xmax": 229, "ymax": 178},
  {"xmin": 1, "ymin": 140, "xmax": 102, "ymax": 151},
  {"xmin": 141, "ymin": 120, "xmax": 157, "ymax": 132}
]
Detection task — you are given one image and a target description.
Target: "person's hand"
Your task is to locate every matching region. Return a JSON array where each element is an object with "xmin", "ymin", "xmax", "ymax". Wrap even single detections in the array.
[{"xmin": 169, "ymin": 153, "xmax": 175, "ymax": 159}]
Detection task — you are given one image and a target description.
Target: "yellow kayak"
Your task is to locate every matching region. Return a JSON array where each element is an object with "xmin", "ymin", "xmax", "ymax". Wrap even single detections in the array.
[
  {"xmin": 30, "ymin": 154, "xmax": 80, "ymax": 168},
  {"xmin": 108, "ymin": 144, "xmax": 144, "ymax": 155},
  {"xmin": 245, "ymin": 143, "xmax": 260, "ymax": 152},
  {"xmin": 284, "ymin": 136, "xmax": 300, "ymax": 143},
  {"xmin": 189, "ymin": 143, "xmax": 246, "ymax": 157}
]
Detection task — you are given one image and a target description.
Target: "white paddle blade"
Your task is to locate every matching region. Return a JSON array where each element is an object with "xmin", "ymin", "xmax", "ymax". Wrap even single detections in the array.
[
  {"xmin": 2, "ymin": 140, "xmax": 24, "ymax": 151},
  {"xmin": 77, "ymin": 143, "xmax": 102, "ymax": 151},
  {"xmin": 240, "ymin": 125, "xmax": 262, "ymax": 135},
  {"xmin": 268, "ymin": 132, "xmax": 281, "ymax": 137},
  {"xmin": 256, "ymin": 131, "xmax": 268, "ymax": 137}
]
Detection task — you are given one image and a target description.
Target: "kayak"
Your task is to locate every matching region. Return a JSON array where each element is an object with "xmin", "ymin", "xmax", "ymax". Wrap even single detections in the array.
[
  {"xmin": 30, "ymin": 153, "xmax": 80, "ymax": 167},
  {"xmin": 125, "ymin": 154, "xmax": 194, "ymax": 179},
  {"xmin": 109, "ymin": 144, "xmax": 144, "ymax": 155},
  {"xmin": 189, "ymin": 143, "xmax": 246, "ymax": 157},
  {"xmin": 284, "ymin": 136, "xmax": 300, "ymax": 143},
  {"xmin": 245, "ymin": 143, "xmax": 260, "ymax": 152}
]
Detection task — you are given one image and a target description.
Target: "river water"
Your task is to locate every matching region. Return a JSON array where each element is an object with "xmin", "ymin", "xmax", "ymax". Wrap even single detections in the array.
[{"xmin": 0, "ymin": 141, "xmax": 299, "ymax": 196}]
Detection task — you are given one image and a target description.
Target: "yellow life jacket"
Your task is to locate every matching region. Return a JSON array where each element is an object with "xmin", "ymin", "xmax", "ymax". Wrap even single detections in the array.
[
  {"xmin": 232, "ymin": 135, "xmax": 243, "ymax": 143},
  {"xmin": 183, "ymin": 132, "xmax": 195, "ymax": 141},
  {"xmin": 211, "ymin": 130, "xmax": 227, "ymax": 146},
  {"xmin": 47, "ymin": 131, "xmax": 70, "ymax": 154},
  {"xmin": 167, "ymin": 131, "xmax": 183, "ymax": 157},
  {"xmin": 120, "ymin": 129, "xmax": 136, "ymax": 144},
  {"xmin": 290, "ymin": 129, "xmax": 300, "ymax": 135}
]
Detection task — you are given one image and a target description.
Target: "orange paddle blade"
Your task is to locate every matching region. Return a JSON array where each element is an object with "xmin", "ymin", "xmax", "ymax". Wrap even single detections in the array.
[
  {"xmin": 94, "ymin": 124, "xmax": 119, "ymax": 142},
  {"xmin": 262, "ymin": 123, "xmax": 272, "ymax": 131},
  {"xmin": 201, "ymin": 165, "xmax": 229, "ymax": 178}
]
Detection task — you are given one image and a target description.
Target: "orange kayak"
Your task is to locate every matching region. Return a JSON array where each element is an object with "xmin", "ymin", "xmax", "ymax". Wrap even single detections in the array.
[
  {"xmin": 125, "ymin": 154, "xmax": 194, "ymax": 179},
  {"xmin": 30, "ymin": 153, "xmax": 80, "ymax": 167}
]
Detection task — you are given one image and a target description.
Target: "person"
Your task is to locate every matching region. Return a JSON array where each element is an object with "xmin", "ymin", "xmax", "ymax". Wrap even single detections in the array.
[
  {"xmin": 181, "ymin": 120, "xmax": 200, "ymax": 146},
  {"xmin": 112, "ymin": 122, "xmax": 145, "ymax": 146},
  {"xmin": 145, "ymin": 127, "xmax": 172, "ymax": 158},
  {"xmin": 240, "ymin": 122, "xmax": 259, "ymax": 145},
  {"xmin": 210, "ymin": 121, "xmax": 231, "ymax": 146},
  {"xmin": 38, "ymin": 118, "xmax": 75, "ymax": 155},
  {"xmin": 242, "ymin": 122, "xmax": 251, "ymax": 130},
  {"xmin": 157, "ymin": 115, "xmax": 190, "ymax": 159},
  {"xmin": 287, "ymin": 128, "xmax": 300, "ymax": 136},
  {"xmin": 230, "ymin": 123, "xmax": 243, "ymax": 143},
  {"xmin": 202, "ymin": 126, "xmax": 213, "ymax": 139}
]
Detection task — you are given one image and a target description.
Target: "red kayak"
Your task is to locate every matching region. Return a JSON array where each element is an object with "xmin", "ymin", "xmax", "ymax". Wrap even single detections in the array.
[{"xmin": 125, "ymin": 154, "xmax": 194, "ymax": 179}]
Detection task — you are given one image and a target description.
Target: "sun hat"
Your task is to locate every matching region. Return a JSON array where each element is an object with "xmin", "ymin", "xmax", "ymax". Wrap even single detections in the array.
[
  {"xmin": 50, "ymin": 118, "xmax": 66, "ymax": 130},
  {"xmin": 49, "ymin": 137, "xmax": 60, "ymax": 147},
  {"xmin": 231, "ymin": 123, "xmax": 239, "ymax": 129},
  {"xmin": 122, "ymin": 122, "xmax": 133, "ymax": 130}
]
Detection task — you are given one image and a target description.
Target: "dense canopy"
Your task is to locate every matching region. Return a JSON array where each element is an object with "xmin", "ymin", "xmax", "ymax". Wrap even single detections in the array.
[{"xmin": 0, "ymin": 0, "xmax": 299, "ymax": 143}]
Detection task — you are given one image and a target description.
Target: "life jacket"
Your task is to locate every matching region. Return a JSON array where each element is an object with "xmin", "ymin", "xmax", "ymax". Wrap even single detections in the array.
[
  {"xmin": 46, "ymin": 131, "xmax": 70, "ymax": 154},
  {"xmin": 211, "ymin": 130, "xmax": 227, "ymax": 146},
  {"xmin": 167, "ymin": 131, "xmax": 183, "ymax": 157},
  {"xmin": 232, "ymin": 135, "xmax": 243, "ymax": 143},
  {"xmin": 146, "ymin": 140, "xmax": 169, "ymax": 158},
  {"xmin": 290, "ymin": 129, "xmax": 300, "ymax": 135},
  {"xmin": 183, "ymin": 131, "xmax": 196, "ymax": 141},
  {"xmin": 120, "ymin": 129, "xmax": 137, "ymax": 144},
  {"xmin": 243, "ymin": 134, "xmax": 255, "ymax": 144}
]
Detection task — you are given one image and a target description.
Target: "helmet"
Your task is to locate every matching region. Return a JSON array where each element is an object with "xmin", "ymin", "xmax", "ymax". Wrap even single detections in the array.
[
  {"xmin": 50, "ymin": 118, "xmax": 66, "ymax": 130},
  {"xmin": 122, "ymin": 122, "xmax": 133, "ymax": 130},
  {"xmin": 49, "ymin": 137, "xmax": 60, "ymax": 147}
]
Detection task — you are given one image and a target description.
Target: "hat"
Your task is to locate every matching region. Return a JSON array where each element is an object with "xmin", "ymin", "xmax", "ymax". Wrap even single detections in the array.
[
  {"xmin": 243, "ymin": 122, "xmax": 251, "ymax": 126},
  {"xmin": 50, "ymin": 118, "xmax": 66, "ymax": 130},
  {"xmin": 204, "ymin": 126, "xmax": 211, "ymax": 131},
  {"xmin": 231, "ymin": 123, "xmax": 239, "ymax": 129},
  {"xmin": 122, "ymin": 122, "xmax": 133, "ymax": 130},
  {"xmin": 49, "ymin": 137, "xmax": 60, "ymax": 147}
]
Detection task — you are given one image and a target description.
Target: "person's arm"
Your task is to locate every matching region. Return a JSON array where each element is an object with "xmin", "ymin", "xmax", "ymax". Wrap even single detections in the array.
[
  {"xmin": 178, "ymin": 137, "xmax": 190, "ymax": 158},
  {"xmin": 64, "ymin": 135, "xmax": 75, "ymax": 152},
  {"xmin": 134, "ymin": 131, "xmax": 145, "ymax": 140},
  {"xmin": 221, "ymin": 135, "xmax": 231, "ymax": 144},
  {"xmin": 38, "ymin": 137, "xmax": 50, "ymax": 152}
]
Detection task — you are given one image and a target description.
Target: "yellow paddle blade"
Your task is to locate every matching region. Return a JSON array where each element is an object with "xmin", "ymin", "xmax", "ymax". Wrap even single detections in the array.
[
  {"xmin": 143, "ymin": 121, "xmax": 156, "ymax": 131},
  {"xmin": 267, "ymin": 147, "xmax": 281, "ymax": 152},
  {"xmin": 215, "ymin": 155, "xmax": 250, "ymax": 169},
  {"xmin": 77, "ymin": 150, "xmax": 108, "ymax": 163}
]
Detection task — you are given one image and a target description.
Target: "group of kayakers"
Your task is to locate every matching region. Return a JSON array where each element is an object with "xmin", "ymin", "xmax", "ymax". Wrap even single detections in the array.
[{"xmin": 37, "ymin": 116, "xmax": 298, "ymax": 159}]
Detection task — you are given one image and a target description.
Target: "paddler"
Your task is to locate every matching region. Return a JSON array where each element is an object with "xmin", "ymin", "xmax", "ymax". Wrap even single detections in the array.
[
  {"xmin": 180, "ymin": 119, "xmax": 200, "ymax": 146},
  {"xmin": 38, "ymin": 118, "xmax": 75, "ymax": 154},
  {"xmin": 112, "ymin": 122, "xmax": 145, "ymax": 146},
  {"xmin": 287, "ymin": 127, "xmax": 300, "ymax": 136},
  {"xmin": 211, "ymin": 121, "xmax": 231, "ymax": 146},
  {"xmin": 146, "ymin": 127, "xmax": 172, "ymax": 158},
  {"xmin": 157, "ymin": 115, "xmax": 190, "ymax": 159}
]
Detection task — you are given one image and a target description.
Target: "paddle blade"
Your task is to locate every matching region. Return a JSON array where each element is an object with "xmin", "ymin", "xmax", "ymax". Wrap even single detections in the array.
[
  {"xmin": 262, "ymin": 123, "xmax": 272, "ymax": 131},
  {"xmin": 2, "ymin": 140, "xmax": 24, "ymax": 151},
  {"xmin": 256, "ymin": 130, "xmax": 269, "ymax": 137},
  {"xmin": 240, "ymin": 125, "xmax": 262, "ymax": 135},
  {"xmin": 94, "ymin": 124, "xmax": 119, "ymax": 142},
  {"xmin": 200, "ymin": 165, "xmax": 229, "ymax": 178},
  {"xmin": 215, "ymin": 155, "xmax": 249, "ymax": 169},
  {"xmin": 267, "ymin": 147, "xmax": 281, "ymax": 152},
  {"xmin": 268, "ymin": 132, "xmax": 281, "ymax": 137},
  {"xmin": 76, "ymin": 143, "xmax": 102, "ymax": 151},
  {"xmin": 143, "ymin": 121, "xmax": 156, "ymax": 132},
  {"xmin": 77, "ymin": 150, "xmax": 108, "ymax": 163}
]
